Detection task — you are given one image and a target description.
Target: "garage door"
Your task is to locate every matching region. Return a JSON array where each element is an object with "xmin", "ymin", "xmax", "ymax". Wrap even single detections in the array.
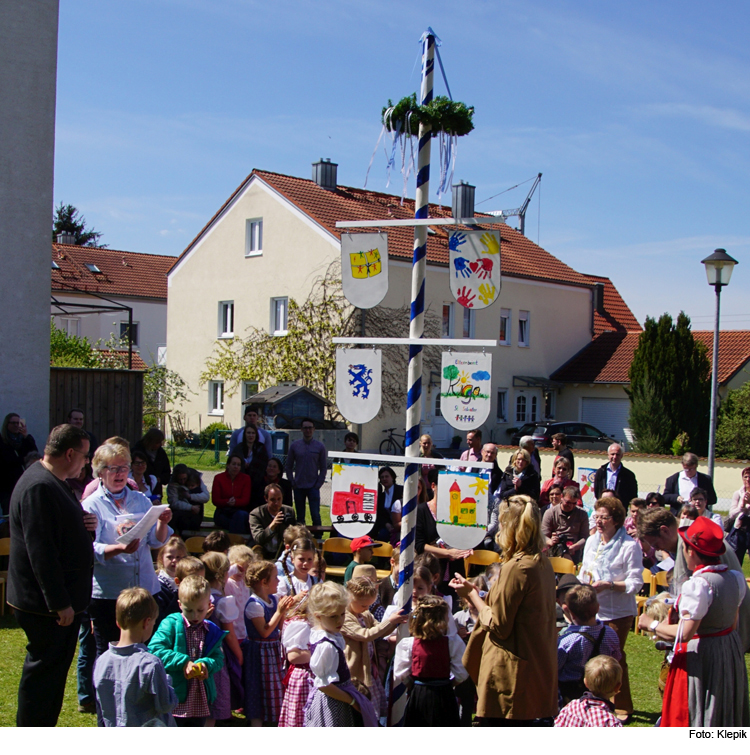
[{"xmin": 581, "ymin": 398, "xmax": 631, "ymax": 447}]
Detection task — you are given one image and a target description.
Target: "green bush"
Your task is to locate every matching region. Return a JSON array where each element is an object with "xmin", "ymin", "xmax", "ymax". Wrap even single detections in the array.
[{"xmin": 199, "ymin": 422, "xmax": 232, "ymax": 449}]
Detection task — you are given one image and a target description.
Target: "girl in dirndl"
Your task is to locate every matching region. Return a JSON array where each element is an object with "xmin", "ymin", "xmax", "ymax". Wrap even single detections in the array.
[
  {"xmin": 243, "ymin": 560, "xmax": 294, "ymax": 726},
  {"xmin": 393, "ymin": 595, "xmax": 468, "ymax": 727},
  {"xmin": 304, "ymin": 582, "xmax": 378, "ymax": 727},
  {"xmin": 638, "ymin": 516, "xmax": 750, "ymax": 727},
  {"xmin": 279, "ymin": 597, "xmax": 315, "ymax": 727}
]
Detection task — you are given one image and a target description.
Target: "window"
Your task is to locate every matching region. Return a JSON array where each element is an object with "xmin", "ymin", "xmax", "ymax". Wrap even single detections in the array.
[
  {"xmin": 462, "ymin": 307, "xmax": 475, "ymax": 339},
  {"xmin": 515, "ymin": 394, "xmax": 527, "ymax": 423},
  {"xmin": 119, "ymin": 321, "xmax": 139, "ymax": 346},
  {"xmin": 518, "ymin": 310, "xmax": 530, "ymax": 347},
  {"xmin": 442, "ymin": 302, "xmax": 454, "ymax": 338},
  {"xmin": 499, "ymin": 308, "xmax": 511, "ymax": 345},
  {"xmin": 245, "ymin": 219, "xmax": 263, "ymax": 256},
  {"xmin": 543, "ymin": 390, "xmax": 555, "ymax": 419},
  {"xmin": 208, "ymin": 381, "xmax": 224, "ymax": 415},
  {"xmin": 85, "ymin": 263, "xmax": 102, "ymax": 274},
  {"xmin": 243, "ymin": 381, "xmax": 259, "ymax": 402},
  {"xmin": 51, "ymin": 260, "xmax": 60, "ymax": 270},
  {"xmin": 271, "ymin": 297, "xmax": 288, "ymax": 335},
  {"xmin": 58, "ymin": 317, "xmax": 80, "ymax": 337},
  {"xmin": 219, "ymin": 301, "xmax": 234, "ymax": 338},
  {"xmin": 157, "ymin": 345, "xmax": 167, "ymax": 366},
  {"xmin": 496, "ymin": 389, "xmax": 508, "ymax": 422},
  {"xmin": 530, "ymin": 395, "xmax": 538, "ymax": 422}
]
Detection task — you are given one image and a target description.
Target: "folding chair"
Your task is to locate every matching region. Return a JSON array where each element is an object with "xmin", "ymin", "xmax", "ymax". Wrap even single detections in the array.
[{"xmin": 463, "ymin": 550, "xmax": 500, "ymax": 578}]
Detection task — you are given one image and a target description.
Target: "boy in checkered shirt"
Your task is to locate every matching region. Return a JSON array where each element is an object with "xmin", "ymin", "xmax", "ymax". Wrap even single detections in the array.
[{"xmin": 555, "ymin": 656, "xmax": 622, "ymax": 727}]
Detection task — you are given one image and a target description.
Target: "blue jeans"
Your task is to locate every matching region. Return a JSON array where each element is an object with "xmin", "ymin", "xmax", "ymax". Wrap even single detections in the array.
[
  {"xmin": 293, "ymin": 487, "xmax": 321, "ymax": 526},
  {"xmin": 77, "ymin": 612, "xmax": 96, "ymax": 704}
]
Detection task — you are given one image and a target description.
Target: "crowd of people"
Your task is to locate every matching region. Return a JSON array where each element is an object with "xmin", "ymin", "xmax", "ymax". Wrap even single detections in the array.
[{"xmin": 2, "ymin": 413, "xmax": 750, "ymax": 729}]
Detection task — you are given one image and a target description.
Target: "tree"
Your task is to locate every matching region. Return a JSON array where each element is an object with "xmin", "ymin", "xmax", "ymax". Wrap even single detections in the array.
[
  {"xmin": 143, "ymin": 365, "xmax": 193, "ymax": 431},
  {"xmin": 716, "ymin": 379, "xmax": 750, "ymax": 460},
  {"xmin": 626, "ymin": 312, "xmax": 711, "ymax": 455},
  {"xmin": 52, "ymin": 202, "xmax": 105, "ymax": 247},
  {"xmin": 50, "ymin": 320, "xmax": 102, "ymax": 367}
]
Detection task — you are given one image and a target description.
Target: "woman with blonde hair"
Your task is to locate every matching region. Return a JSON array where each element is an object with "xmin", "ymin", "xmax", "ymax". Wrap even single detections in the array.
[{"xmin": 450, "ymin": 495, "xmax": 558, "ymax": 726}]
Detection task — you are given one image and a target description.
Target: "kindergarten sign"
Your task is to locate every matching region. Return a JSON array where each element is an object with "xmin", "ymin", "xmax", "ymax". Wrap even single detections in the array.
[
  {"xmin": 440, "ymin": 351, "xmax": 492, "ymax": 430},
  {"xmin": 448, "ymin": 229, "xmax": 501, "ymax": 310},
  {"xmin": 336, "ymin": 348, "xmax": 382, "ymax": 424},
  {"xmin": 436, "ymin": 470, "xmax": 489, "ymax": 550},
  {"xmin": 341, "ymin": 233, "xmax": 389, "ymax": 309},
  {"xmin": 330, "ymin": 463, "xmax": 379, "ymax": 539}
]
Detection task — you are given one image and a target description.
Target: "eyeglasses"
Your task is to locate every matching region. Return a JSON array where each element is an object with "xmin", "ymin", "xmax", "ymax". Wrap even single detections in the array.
[
  {"xmin": 103, "ymin": 465, "xmax": 131, "ymax": 474},
  {"xmin": 131, "ymin": 460, "xmax": 147, "ymax": 466},
  {"xmin": 594, "ymin": 515, "xmax": 613, "ymax": 522}
]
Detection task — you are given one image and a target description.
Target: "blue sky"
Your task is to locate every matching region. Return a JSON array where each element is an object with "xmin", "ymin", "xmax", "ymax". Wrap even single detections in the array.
[{"xmin": 54, "ymin": 0, "xmax": 750, "ymax": 328}]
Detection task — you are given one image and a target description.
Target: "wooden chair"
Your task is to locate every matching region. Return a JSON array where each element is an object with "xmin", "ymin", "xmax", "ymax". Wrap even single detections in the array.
[
  {"xmin": 634, "ymin": 568, "xmax": 657, "ymax": 634},
  {"xmin": 548, "ymin": 556, "xmax": 576, "ymax": 576},
  {"xmin": 0, "ymin": 538, "xmax": 9, "ymax": 617},
  {"xmin": 321, "ymin": 537, "xmax": 353, "ymax": 579},
  {"xmin": 372, "ymin": 541, "xmax": 393, "ymax": 580},
  {"xmin": 227, "ymin": 533, "xmax": 247, "ymax": 546},
  {"xmin": 463, "ymin": 550, "xmax": 500, "ymax": 578},
  {"xmin": 184, "ymin": 536, "xmax": 206, "ymax": 555}
]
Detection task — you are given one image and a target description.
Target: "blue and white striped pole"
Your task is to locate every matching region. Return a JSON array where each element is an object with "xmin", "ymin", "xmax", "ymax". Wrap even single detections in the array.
[{"xmin": 391, "ymin": 29, "xmax": 434, "ymax": 725}]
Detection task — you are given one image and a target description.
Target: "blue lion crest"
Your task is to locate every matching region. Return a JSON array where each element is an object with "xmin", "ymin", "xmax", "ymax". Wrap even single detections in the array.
[{"xmin": 348, "ymin": 363, "xmax": 373, "ymax": 399}]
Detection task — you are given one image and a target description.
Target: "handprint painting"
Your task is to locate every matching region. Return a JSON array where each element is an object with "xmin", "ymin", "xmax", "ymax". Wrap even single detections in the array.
[
  {"xmin": 440, "ymin": 351, "xmax": 492, "ymax": 430},
  {"xmin": 448, "ymin": 229, "xmax": 501, "ymax": 310},
  {"xmin": 436, "ymin": 470, "xmax": 489, "ymax": 550},
  {"xmin": 341, "ymin": 232, "xmax": 389, "ymax": 309}
]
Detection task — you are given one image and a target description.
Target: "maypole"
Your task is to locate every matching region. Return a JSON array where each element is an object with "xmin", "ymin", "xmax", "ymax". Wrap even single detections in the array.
[{"xmin": 395, "ymin": 29, "xmax": 434, "ymax": 614}]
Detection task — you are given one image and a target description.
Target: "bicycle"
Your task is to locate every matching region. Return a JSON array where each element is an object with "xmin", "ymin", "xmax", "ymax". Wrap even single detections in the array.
[{"xmin": 379, "ymin": 427, "xmax": 405, "ymax": 455}]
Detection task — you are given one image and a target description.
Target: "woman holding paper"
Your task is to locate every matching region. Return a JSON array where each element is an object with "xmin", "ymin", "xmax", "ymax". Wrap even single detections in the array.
[{"xmin": 82, "ymin": 442, "xmax": 173, "ymax": 657}]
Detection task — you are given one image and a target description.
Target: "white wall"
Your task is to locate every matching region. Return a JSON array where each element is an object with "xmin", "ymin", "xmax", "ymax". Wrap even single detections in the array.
[{"xmin": 0, "ymin": 1, "xmax": 59, "ymax": 439}]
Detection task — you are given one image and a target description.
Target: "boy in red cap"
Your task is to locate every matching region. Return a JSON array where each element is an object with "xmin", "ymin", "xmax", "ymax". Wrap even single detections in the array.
[{"xmin": 344, "ymin": 536, "xmax": 383, "ymax": 583}]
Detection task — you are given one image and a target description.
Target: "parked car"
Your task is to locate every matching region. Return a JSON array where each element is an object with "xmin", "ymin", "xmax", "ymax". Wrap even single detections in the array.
[{"xmin": 509, "ymin": 421, "xmax": 616, "ymax": 451}]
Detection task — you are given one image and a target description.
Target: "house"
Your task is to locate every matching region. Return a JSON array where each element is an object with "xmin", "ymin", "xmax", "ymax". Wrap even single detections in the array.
[
  {"xmin": 51, "ymin": 238, "xmax": 175, "ymax": 366},
  {"xmin": 166, "ymin": 160, "xmax": 639, "ymax": 449},
  {"xmin": 552, "ymin": 327, "xmax": 750, "ymax": 443}
]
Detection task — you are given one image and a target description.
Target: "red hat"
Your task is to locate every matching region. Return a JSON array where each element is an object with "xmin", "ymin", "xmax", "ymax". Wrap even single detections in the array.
[
  {"xmin": 350, "ymin": 536, "xmax": 382, "ymax": 552},
  {"xmin": 678, "ymin": 516, "xmax": 726, "ymax": 558}
]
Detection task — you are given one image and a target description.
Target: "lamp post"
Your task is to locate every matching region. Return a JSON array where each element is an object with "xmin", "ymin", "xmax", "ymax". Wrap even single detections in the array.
[{"xmin": 701, "ymin": 248, "xmax": 738, "ymax": 479}]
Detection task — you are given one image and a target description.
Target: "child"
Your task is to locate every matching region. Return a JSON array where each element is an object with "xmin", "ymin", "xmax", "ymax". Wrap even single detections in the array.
[
  {"xmin": 244, "ymin": 560, "xmax": 295, "ymax": 726},
  {"xmin": 154, "ymin": 536, "xmax": 187, "ymax": 627},
  {"xmin": 93, "ymin": 587, "xmax": 178, "ymax": 727},
  {"xmin": 224, "ymin": 545, "xmax": 255, "ymax": 643},
  {"xmin": 310, "ymin": 551, "xmax": 327, "ymax": 582},
  {"xmin": 344, "ymin": 536, "xmax": 383, "ymax": 583},
  {"xmin": 276, "ymin": 524, "xmax": 310, "ymax": 578},
  {"xmin": 352, "ymin": 564, "xmax": 383, "ymax": 619},
  {"xmin": 342, "ymin": 576, "xmax": 408, "ymax": 719},
  {"xmin": 278, "ymin": 593, "xmax": 314, "ymax": 727},
  {"xmin": 201, "ymin": 551, "xmax": 241, "ymax": 725},
  {"xmin": 554, "ymin": 655, "xmax": 623, "ymax": 727},
  {"xmin": 277, "ymin": 536, "xmax": 319, "ymax": 597},
  {"xmin": 393, "ymin": 595, "xmax": 468, "ymax": 727},
  {"xmin": 304, "ymin": 582, "xmax": 378, "ymax": 727},
  {"xmin": 149, "ymin": 575, "xmax": 227, "ymax": 727},
  {"xmin": 557, "ymin": 585, "xmax": 622, "ymax": 704},
  {"xmin": 203, "ymin": 529, "xmax": 232, "ymax": 554},
  {"xmin": 453, "ymin": 575, "xmax": 486, "ymax": 640}
]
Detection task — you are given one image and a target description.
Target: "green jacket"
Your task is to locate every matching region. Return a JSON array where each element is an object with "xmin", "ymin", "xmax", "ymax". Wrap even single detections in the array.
[{"xmin": 148, "ymin": 612, "xmax": 227, "ymax": 704}]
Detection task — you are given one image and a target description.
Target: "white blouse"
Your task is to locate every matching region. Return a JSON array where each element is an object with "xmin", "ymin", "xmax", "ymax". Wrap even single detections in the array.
[
  {"xmin": 210, "ymin": 590, "xmax": 239, "ymax": 625},
  {"xmin": 392, "ymin": 635, "xmax": 468, "ymax": 686},
  {"xmin": 679, "ymin": 568, "xmax": 747, "ymax": 621},
  {"xmin": 277, "ymin": 573, "xmax": 315, "ymax": 597},
  {"xmin": 225, "ymin": 575, "xmax": 250, "ymax": 640},
  {"xmin": 309, "ymin": 628, "xmax": 346, "ymax": 688},
  {"xmin": 282, "ymin": 619, "xmax": 311, "ymax": 652}
]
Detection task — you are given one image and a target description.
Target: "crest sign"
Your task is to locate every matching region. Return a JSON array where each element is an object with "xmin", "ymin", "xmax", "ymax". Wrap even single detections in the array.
[
  {"xmin": 336, "ymin": 348, "xmax": 382, "ymax": 424},
  {"xmin": 331, "ymin": 463, "xmax": 378, "ymax": 538},
  {"xmin": 341, "ymin": 233, "xmax": 389, "ymax": 309},
  {"xmin": 436, "ymin": 470, "xmax": 489, "ymax": 550},
  {"xmin": 448, "ymin": 229, "xmax": 501, "ymax": 309}
]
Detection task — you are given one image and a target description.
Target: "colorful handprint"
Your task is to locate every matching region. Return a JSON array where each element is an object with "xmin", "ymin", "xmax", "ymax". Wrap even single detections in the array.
[
  {"xmin": 453, "ymin": 257, "xmax": 471, "ymax": 278},
  {"xmin": 456, "ymin": 286, "xmax": 476, "ymax": 308},
  {"xmin": 477, "ymin": 258, "xmax": 493, "ymax": 279},
  {"xmin": 449, "ymin": 231, "xmax": 467, "ymax": 251},
  {"xmin": 477, "ymin": 283, "xmax": 496, "ymax": 306},
  {"xmin": 480, "ymin": 232, "xmax": 500, "ymax": 255}
]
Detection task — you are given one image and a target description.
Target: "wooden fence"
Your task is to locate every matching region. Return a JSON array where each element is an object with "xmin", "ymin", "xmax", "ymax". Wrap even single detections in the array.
[{"xmin": 50, "ymin": 367, "xmax": 144, "ymax": 444}]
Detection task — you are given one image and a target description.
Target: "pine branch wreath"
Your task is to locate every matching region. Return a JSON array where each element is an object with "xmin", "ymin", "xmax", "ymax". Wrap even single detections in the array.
[{"xmin": 382, "ymin": 94, "xmax": 474, "ymax": 137}]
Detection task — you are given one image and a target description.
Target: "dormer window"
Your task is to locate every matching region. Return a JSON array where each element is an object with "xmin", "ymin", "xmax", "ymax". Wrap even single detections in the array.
[{"xmin": 85, "ymin": 263, "xmax": 102, "ymax": 274}]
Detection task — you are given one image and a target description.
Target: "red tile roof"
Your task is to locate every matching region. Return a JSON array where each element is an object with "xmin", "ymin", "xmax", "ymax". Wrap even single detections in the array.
[
  {"xmin": 551, "ymin": 329, "xmax": 750, "ymax": 385},
  {"xmin": 583, "ymin": 274, "xmax": 642, "ymax": 335},
  {"xmin": 52, "ymin": 243, "xmax": 175, "ymax": 300}
]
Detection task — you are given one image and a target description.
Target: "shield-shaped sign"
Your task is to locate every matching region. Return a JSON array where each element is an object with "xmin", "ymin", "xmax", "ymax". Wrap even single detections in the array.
[
  {"xmin": 336, "ymin": 348, "xmax": 382, "ymax": 424},
  {"xmin": 436, "ymin": 469, "xmax": 489, "ymax": 550},
  {"xmin": 440, "ymin": 351, "xmax": 492, "ymax": 431},
  {"xmin": 448, "ymin": 229, "xmax": 501, "ymax": 309},
  {"xmin": 331, "ymin": 463, "xmax": 379, "ymax": 538},
  {"xmin": 341, "ymin": 233, "xmax": 389, "ymax": 309}
]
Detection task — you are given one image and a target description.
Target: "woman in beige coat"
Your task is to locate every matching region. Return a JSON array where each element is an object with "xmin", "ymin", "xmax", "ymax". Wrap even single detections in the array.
[{"xmin": 451, "ymin": 495, "xmax": 558, "ymax": 725}]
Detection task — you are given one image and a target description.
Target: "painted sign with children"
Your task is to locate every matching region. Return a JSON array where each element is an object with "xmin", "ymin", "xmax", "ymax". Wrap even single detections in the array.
[
  {"xmin": 435, "ymin": 469, "xmax": 489, "ymax": 550},
  {"xmin": 578, "ymin": 467, "xmax": 597, "ymax": 515},
  {"xmin": 335, "ymin": 347, "xmax": 382, "ymax": 424},
  {"xmin": 341, "ymin": 232, "xmax": 389, "ymax": 309},
  {"xmin": 448, "ymin": 229, "xmax": 501, "ymax": 310},
  {"xmin": 330, "ymin": 462, "xmax": 379, "ymax": 538},
  {"xmin": 440, "ymin": 351, "xmax": 492, "ymax": 430}
]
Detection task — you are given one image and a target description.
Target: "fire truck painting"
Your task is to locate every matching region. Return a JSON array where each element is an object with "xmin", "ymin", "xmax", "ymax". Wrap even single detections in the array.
[{"xmin": 332, "ymin": 482, "xmax": 376, "ymax": 524}]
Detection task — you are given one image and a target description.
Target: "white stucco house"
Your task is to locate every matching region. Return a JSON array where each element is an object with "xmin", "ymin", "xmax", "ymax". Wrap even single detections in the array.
[{"xmin": 165, "ymin": 160, "xmax": 642, "ymax": 449}]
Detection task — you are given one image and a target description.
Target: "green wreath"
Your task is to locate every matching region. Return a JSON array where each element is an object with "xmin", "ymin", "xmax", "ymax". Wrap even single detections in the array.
[{"xmin": 382, "ymin": 94, "xmax": 474, "ymax": 137}]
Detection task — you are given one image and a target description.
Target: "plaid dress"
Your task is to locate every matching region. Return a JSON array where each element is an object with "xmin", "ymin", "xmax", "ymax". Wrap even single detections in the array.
[
  {"xmin": 243, "ymin": 594, "xmax": 284, "ymax": 723},
  {"xmin": 279, "ymin": 619, "xmax": 314, "ymax": 727},
  {"xmin": 173, "ymin": 617, "xmax": 210, "ymax": 720}
]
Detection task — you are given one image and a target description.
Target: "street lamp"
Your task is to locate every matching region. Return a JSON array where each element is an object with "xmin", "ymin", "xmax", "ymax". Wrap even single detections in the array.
[{"xmin": 701, "ymin": 248, "xmax": 739, "ymax": 479}]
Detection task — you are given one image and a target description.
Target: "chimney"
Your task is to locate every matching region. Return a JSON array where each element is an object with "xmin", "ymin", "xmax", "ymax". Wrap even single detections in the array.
[
  {"xmin": 593, "ymin": 282, "xmax": 606, "ymax": 315},
  {"xmin": 452, "ymin": 180, "xmax": 475, "ymax": 220},
  {"xmin": 56, "ymin": 231, "xmax": 75, "ymax": 245},
  {"xmin": 312, "ymin": 158, "xmax": 338, "ymax": 191}
]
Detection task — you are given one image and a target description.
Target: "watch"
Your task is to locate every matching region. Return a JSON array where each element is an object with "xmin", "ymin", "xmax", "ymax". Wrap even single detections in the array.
[
  {"xmin": 649, "ymin": 619, "xmax": 659, "ymax": 632},
  {"xmin": 609, "ymin": 580, "xmax": 615, "ymax": 590}
]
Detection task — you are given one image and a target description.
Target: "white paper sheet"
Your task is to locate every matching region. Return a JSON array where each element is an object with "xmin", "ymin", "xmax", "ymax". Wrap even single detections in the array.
[{"xmin": 116, "ymin": 504, "xmax": 169, "ymax": 544}]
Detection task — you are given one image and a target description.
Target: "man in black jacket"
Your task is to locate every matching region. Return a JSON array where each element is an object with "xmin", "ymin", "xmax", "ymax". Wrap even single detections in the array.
[
  {"xmin": 8, "ymin": 424, "xmax": 96, "ymax": 726},
  {"xmin": 663, "ymin": 452, "xmax": 717, "ymax": 515},
  {"xmin": 593, "ymin": 443, "xmax": 638, "ymax": 505}
]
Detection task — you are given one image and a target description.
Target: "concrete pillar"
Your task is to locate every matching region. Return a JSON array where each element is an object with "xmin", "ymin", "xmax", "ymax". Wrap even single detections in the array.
[{"xmin": 0, "ymin": 1, "xmax": 59, "ymax": 440}]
